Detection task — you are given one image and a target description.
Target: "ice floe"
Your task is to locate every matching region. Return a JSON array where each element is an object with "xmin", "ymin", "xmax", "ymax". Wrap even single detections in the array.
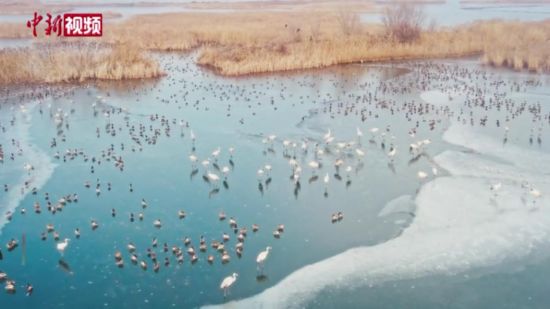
[
  {"xmin": 0, "ymin": 103, "xmax": 57, "ymax": 233},
  {"xmin": 207, "ymin": 122, "xmax": 548, "ymax": 308}
]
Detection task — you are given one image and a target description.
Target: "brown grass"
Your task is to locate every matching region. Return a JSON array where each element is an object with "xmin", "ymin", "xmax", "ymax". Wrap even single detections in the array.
[
  {"xmin": 105, "ymin": 11, "xmax": 550, "ymax": 75},
  {"xmin": 197, "ymin": 20, "xmax": 550, "ymax": 75},
  {"xmin": 479, "ymin": 21, "xmax": 550, "ymax": 72},
  {"xmin": 0, "ymin": 42, "xmax": 163, "ymax": 85},
  {"xmin": 0, "ymin": 7, "xmax": 549, "ymax": 85},
  {"xmin": 197, "ymin": 30, "xmax": 482, "ymax": 75}
]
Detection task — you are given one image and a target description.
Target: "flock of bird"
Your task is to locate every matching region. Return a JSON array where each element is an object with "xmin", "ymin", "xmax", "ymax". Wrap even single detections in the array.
[{"xmin": 0, "ymin": 56, "xmax": 548, "ymax": 304}]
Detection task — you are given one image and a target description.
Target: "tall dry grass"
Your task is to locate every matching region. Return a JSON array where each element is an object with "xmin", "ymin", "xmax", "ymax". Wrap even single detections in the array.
[
  {"xmin": 105, "ymin": 11, "xmax": 550, "ymax": 75},
  {"xmin": 478, "ymin": 21, "xmax": 550, "ymax": 72},
  {"xmin": 0, "ymin": 8, "xmax": 549, "ymax": 85},
  {"xmin": 197, "ymin": 30, "xmax": 483, "ymax": 75},
  {"xmin": 0, "ymin": 42, "xmax": 162, "ymax": 85}
]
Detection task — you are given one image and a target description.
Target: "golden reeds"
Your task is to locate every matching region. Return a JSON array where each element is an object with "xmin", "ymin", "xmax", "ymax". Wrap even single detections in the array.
[
  {"xmin": 0, "ymin": 42, "xmax": 162, "ymax": 85},
  {"xmin": 104, "ymin": 11, "xmax": 550, "ymax": 75},
  {"xmin": 0, "ymin": 9, "xmax": 549, "ymax": 85}
]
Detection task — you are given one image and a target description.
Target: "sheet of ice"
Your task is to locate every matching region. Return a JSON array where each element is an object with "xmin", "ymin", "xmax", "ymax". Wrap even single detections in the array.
[
  {"xmin": 378, "ymin": 194, "xmax": 415, "ymax": 217},
  {"xmin": 0, "ymin": 103, "xmax": 57, "ymax": 233},
  {"xmin": 442, "ymin": 123, "xmax": 550, "ymax": 176},
  {"xmin": 206, "ymin": 123, "xmax": 549, "ymax": 309}
]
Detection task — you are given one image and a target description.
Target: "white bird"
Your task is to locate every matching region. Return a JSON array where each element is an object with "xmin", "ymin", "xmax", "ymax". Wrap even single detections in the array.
[
  {"xmin": 23, "ymin": 163, "xmax": 34, "ymax": 173},
  {"xmin": 323, "ymin": 173, "xmax": 330, "ymax": 184},
  {"xmin": 212, "ymin": 147, "xmax": 221, "ymax": 158},
  {"xmin": 355, "ymin": 148, "xmax": 365, "ymax": 157},
  {"xmin": 220, "ymin": 273, "xmax": 238, "ymax": 297},
  {"xmin": 323, "ymin": 129, "xmax": 332, "ymax": 140},
  {"xmin": 292, "ymin": 173, "xmax": 300, "ymax": 184},
  {"xmin": 56, "ymin": 238, "xmax": 70, "ymax": 255},
  {"xmin": 388, "ymin": 147, "xmax": 397, "ymax": 160},
  {"xmin": 207, "ymin": 172, "xmax": 220, "ymax": 182},
  {"xmin": 356, "ymin": 127, "xmax": 363, "ymax": 137},
  {"xmin": 189, "ymin": 154, "xmax": 197, "ymax": 164},
  {"xmin": 432, "ymin": 166, "xmax": 438, "ymax": 176},
  {"xmin": 528, "ymin": 187, "xmax": 542, "ymax": 207},
  {"xmin": 256, "ymin": 246, "xmax": 272, "ymax": 273},
  {"xmin": 530, "ymin": 188, "xmax": 541, "ymax": 196},
  {"xmin": 530, "ymin": 187, "xmax": 542, "ymax": 199},
  {"xmin": 308, "ymin": 161, "xmax": 320, "ymax": 169},
  {"xmin": 417, "ymin": 171, "xmax": 428, "ymax": 179},
  {"xmin": 288, "ymin": 159, "xmax": 298, "ymax": 168},
  {"xmin": 229, "ymin": 217, "xmax": 237, "ymax": 228}
]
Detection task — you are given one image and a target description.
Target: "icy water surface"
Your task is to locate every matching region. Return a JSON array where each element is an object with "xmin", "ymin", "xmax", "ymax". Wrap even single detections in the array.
[
  {"xmin": 361, "ymin": 0, "xmax": 550, "ymax": 26},
  {"xmin": 0, "ymin": 56, "xmax": 549, "ymax": 308}
]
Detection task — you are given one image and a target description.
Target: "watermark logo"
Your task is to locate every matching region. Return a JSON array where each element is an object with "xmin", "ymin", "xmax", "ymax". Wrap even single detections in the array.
[{"xmin": 27, "ymin": 12, "xmax": 103, "ymax": 37}]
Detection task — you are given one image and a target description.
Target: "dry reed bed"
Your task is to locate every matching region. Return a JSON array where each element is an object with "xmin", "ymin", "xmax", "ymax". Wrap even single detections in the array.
[
  {"xmin": 479, "ymin": 21, "xmax": 550, "ymax": 72},
  {"xmin": 107, "ymin": 12, "xmax": 550, "ymax": 75},
  {"xmin": 0, "ymin": 10, "xmax": 549, "ymax": 85},
  {"xmin": 0, "ymin": 43, "xmax": 162, "ymax": 85},
  {"xmin": 196, "ymin": 26, "xmax": 485, "ymax": 75}
]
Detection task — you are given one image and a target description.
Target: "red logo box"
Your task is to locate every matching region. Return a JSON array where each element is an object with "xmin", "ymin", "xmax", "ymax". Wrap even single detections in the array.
[{"xmin": 63, "ymin": 13, "xmax": 103, "ymax": 37}]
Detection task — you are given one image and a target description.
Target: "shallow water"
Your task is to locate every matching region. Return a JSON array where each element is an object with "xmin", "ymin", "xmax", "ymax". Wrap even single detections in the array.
[
  {"xmin": 3, "ymin": 0, "xmax": 550, "ymax": 26},
  {"xmin": 0, "ymin": 55, "xmax": 549, "ymax": 308},
  {"xmin": 361, "ymin": 0, "xmax": 550, "ymax": 26},
  {"xmin": 0, "ymin": 38, "xmax": 32, "ymax": 49},
  {"xmin": 0, "ymin": 3, "xmax": 231, "ymax": 24}
]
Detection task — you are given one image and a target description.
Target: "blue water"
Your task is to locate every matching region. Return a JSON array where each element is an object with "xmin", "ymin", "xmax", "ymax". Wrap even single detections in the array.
[{"xmin": 0, "ymin": 55, "xmax": 549, "ymax": 308}]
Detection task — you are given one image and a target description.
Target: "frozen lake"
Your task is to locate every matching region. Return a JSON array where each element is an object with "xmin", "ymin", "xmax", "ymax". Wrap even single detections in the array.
[{"xmin": 0, "ymin": 54, "xmax": 549, "ymax": 308}]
